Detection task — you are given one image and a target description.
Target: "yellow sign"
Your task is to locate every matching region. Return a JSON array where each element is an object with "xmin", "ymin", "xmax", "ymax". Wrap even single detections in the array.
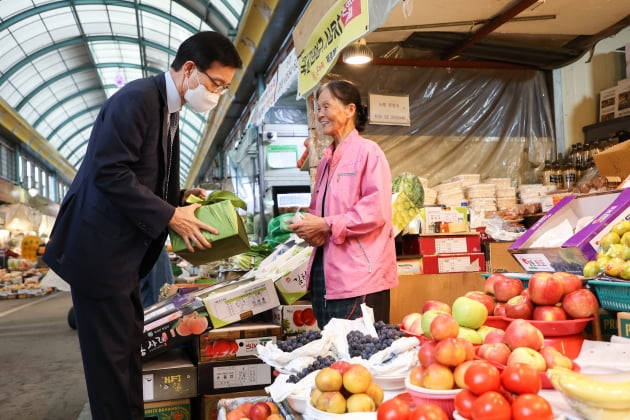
[{"xmin": 297, "ymin": 0, "xmax": 369, "ymax": 97}]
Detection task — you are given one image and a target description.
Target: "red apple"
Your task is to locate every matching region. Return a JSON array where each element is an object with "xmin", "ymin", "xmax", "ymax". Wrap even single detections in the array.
[
  {"xmin": 422, "ymin": 300, "xmax": 451, "ymax": 314},
  {"xmin": 485, "ymin": 273, "xmax": 507, "ymax": 295},
  {"xmin": 493, "ymin": 302, "xmax": 507, "ymax": 316},
  {"xmin": 552, "ymin": 271, "xmax": 583, "ymax": 297},
  {"xmin": 418, "ymin": 340, "xmax": 437, "ymax": 367},
  {"xmin": 539, "ymin": 346, "xmax": 573, "ymax": 369},
  {"xmin": 249, "ymin": 401, "xmax": 272, "ymax": 420},
  {"xmin": 433, "ymin": 337, "xmax": 467, "ymax": 367},
  {"xmin": 504, "ymin": 295, "xmax": 534, "ymax": 319},
  {"xmin": 465, "ymin": 291, "xmax": 496, "ymax": 315},
  {"xmin": 401, "ymin": 312, "xmax": 423, "ymax": 331},
  {"xmin": 507, "ymin": 347, "xmax": 547, "ymax": 371},
  {"xmin": 407, "ymin": 317, "xmax": 424, "ymax": 336},
  {"xmin": 483, "ymin": 328, "xmax": 506, "ymax": 344},
  {"xmin": 493, "ymin": 276, "xmax": 524, "ymax": 302},
  {"xmin": 532, "ymin": 305, "xmax": 568, "ymax": 321},
  {"xmin": 562, "ymin": 289, "xmax": 599, "ymax": 318},
  {"xmin": 477, "ymin": 342, "xmax": 512, "ymax": 366},
  {"xmin": 503, "ymin": 319, "xmax": 544, "ymax": 351},
  {"xmin": 528, "ymin": 272, "xmax": 564, "ymax": 305},
  {"xmin": 430, "ymin": 313, "xmax": 460, "ymax": 341}
]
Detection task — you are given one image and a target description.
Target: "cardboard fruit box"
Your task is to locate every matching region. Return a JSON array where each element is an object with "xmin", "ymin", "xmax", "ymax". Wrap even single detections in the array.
[
  {"xmin": 197, "ymin": 357, "xmax": 273, "ymax": 395},
  {"xmin": 402, "ymin": 232, "xmax": 481, "ymax": 256},
  {"xmin": 593, "ymin": 140, "xmax": 630, "ymax": 180},
  {"xmin": 142, "ymin": 348, "xmax": 197, "ymax": 402},
  {"xmin": 421, "ymin": 252, "xmax": 485, "ymax": 274},
  {"xmin": 197, "ymin": 322, "xmax": 281, "ymax": 362},
  {"xmin": 144, "ymin": 398, "xmax": 191, "ymax": 420},
  {"xmin": 169, "ymin": 200, "xmax": 250, "ymax": 266},
  {"xmin": 272, "ymin": 301, "xmax": 320, "ymax": 336},
  {"xmin": 509, "ymin": 189, "xmax": 630, "ymax": 273}
]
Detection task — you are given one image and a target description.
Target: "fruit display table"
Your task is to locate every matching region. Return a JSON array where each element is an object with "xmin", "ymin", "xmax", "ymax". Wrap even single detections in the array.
[{"xmin": 390, "ymin": 273, "xmax": 485, "ymax": 324}]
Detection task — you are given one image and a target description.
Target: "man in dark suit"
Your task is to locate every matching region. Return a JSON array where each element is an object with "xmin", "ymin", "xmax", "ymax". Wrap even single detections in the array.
[{"xmin": 43, "ymin": 32, "xmax": 242, "ymax": 419}]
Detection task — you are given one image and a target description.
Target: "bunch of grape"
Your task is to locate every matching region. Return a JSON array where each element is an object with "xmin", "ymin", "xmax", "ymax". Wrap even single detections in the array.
[
  {"xmin": 276, "ymin": 330, "xmax": 322, "ymax": 352},
  {"xmin": 286, "ymin": 355, "xmax": 336, "ymax": 383},
  {"xmin": 347, "ymin": 321, "xmax": 406, "ymax": 359}
]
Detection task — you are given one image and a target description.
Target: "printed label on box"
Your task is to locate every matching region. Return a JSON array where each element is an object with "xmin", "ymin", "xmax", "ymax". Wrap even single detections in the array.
[
  {"xmin": 212, "ymin": 363, "xmax": 271, "ymax": 389},
  {"xmin": 435, "ymin": 237, "xmax": 469, "ymax": 254},
  {"xmin": 437, "ymin": 256, "xmax": 480, "ymax": 272},
  {"xmin": 512, "ymin": 253, "xmax": 555, "ymax": 272}
]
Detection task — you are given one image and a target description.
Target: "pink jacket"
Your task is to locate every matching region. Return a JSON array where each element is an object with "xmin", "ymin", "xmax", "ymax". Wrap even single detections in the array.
[{"xmin": 305, "ymin": 130, "xmax": 398, "ymax": 299}]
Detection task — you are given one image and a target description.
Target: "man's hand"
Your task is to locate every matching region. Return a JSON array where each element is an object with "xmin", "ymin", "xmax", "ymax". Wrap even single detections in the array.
[
  {"xmin": 168, "ymin": 203, "xmax": 219, "ymax": 252},
  {"xmin": 288, "ymin": 213, "xmax": 330, "ymax": 247}
]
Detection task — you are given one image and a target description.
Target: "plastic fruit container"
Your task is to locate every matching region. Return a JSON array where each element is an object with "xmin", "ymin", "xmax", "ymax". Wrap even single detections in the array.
[
  {"xmin": 303, "ymin": 399, "xmax": 376, "ymax": 420},
  {"xmin": 501, "ymin": 316, "xmax": 594, "ymax": 336},
  {"xmin": 372, "ymin": 373, "xmax": 407, "ymax": 391},
  {"xmin": 543, "ymin": 333, "xmax": 585, "ymax": 359},
  {"xmin": 404, "ymin": 377, "xmax": 460, "ymax": 420},
  {"xmin": 483, "ymin": 315, "xmax": 509, "ymax": 330},
  {"xmin": 483, "ymin": 359, "xmax": 580, "ymax": 389}
]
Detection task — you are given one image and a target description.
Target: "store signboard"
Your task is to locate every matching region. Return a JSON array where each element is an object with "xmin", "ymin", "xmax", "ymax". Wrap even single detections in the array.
[
  {"xmin": 297, "ymin": 0, "xmax": 369, "ymax": 97},
  {"xmin": 369, "ymin": 93, "xmax": 411, "ymax": 125}
]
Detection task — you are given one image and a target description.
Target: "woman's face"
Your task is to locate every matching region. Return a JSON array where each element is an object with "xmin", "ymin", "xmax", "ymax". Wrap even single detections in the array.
[{"xmin": 316, "ymin": 87, "xmax": 354, "ymax": 139}]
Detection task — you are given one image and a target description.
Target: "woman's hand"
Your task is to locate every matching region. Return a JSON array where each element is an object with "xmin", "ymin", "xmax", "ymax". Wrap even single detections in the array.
[{"xmin": 288, "ymin": 213, "xmax": 330, "ymax": 247}]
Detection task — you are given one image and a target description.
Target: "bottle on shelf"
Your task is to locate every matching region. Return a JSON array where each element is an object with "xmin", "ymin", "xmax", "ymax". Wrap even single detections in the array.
[
  {"xmin": 574, "ymin": 143, "xmax": 584, "ymax": 179},
  {"xmin": 563, "ymin": 157, "xmax": 577, "ymax": 190},
  {"xmin": 541, "ymin": 160, "xmax": 553, "ymax": 186},
  {"xmin": 553, "ymin": 153, "xmax": 564, "ymax": 190}
]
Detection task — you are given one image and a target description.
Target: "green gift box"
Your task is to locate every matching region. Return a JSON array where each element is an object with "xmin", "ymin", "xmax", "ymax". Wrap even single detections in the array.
[{"xmin": 169, "ymin": 195, "xmax": 250, "ymax": 266}]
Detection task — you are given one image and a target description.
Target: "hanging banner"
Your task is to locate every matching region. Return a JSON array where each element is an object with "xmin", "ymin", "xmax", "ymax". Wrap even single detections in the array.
[{"xmin": 297, "ymin": 0, "xmax": 369, "ymax": 98}]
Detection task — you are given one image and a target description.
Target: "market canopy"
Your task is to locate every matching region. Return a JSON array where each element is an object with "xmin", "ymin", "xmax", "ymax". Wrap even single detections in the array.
[{"xmin": 0, "ymin": 0, "xmax": 245, "ymax": 185}]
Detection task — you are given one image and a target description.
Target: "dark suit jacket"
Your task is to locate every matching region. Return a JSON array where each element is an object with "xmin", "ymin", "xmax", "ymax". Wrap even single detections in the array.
[{"xmin": 44, "ymin": 74, "xmax": 180, "ymax": 298}]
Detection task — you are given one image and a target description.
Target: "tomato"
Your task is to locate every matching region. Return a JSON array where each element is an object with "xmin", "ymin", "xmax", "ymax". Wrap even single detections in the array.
[
  {"xmin": 377, "ymin": 397, "xmax": 411, "ymax": 420},
  {"xmin": 500, "ymin": 363, "xmax": 542, "ymax": 395},
  {"xmin": 454, "ymin": 389, "xmax": 477, "ymax": 419},
  {"xmin": 470, "ymin": 391, "xmax": 511, "ymax": 420},
  {"xmin": 464, "ymin": 361, "xmax": 501, "ymax": 395},
  {"xmin": 408, "ymin": 403, "xmax": 449, "ymax": 420},
  {"xmin": 512, "ymin": 393, "xmax": 554, "ymax": 420}
]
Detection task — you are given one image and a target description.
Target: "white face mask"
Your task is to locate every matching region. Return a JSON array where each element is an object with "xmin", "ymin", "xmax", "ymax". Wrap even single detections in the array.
[{"xmin": 184, "ymin": 69, "xmax": 220, "ymax": 113}]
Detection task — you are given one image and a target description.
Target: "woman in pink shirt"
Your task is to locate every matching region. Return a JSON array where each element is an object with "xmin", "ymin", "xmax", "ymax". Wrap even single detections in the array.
[{"xmin": 289, "ymin": 80, "xmax": 398, "ymax": 328}]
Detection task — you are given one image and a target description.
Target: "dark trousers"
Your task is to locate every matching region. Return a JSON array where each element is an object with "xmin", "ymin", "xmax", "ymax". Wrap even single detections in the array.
[
  {"xmin": 310, "ymin": 247, "xmax": 391, "ymax": 329},
  {"xmin": 71, "ymin": 283, "xmax": 144, "ymax": 420}
]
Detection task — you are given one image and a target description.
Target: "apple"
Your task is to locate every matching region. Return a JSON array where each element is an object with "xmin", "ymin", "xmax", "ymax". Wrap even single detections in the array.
[
  {"xmin": 366, "ymin": 381, "xmax": 384, "ymax": 407},
  {"xmin": 532, "ymin": 305, "xmax": 568, "ymax": 321},
  {"xmin": 453, "ymin": 360, "xmax": 475, "ymax": 389},
  {"xmin": 346, "ymin": 393, "xmax": 376, "ymax": 412},
  {"xmin": 401, "ymin": 312, "xmax": 423, "ymax": 331},
  {"xmin": 493, "ymin": 276, "xmax": 524, "ymax": 302},
  {"xmin": 343, "ymin": 364, "xmax": 372, "ymax": 394},
  {"xmin": 316, "ymin": 391, "xmax": 347, "ymax": 414},
  {"xmin": 422, "ymin": 362, "xmax": 455, "ymax": 390},
  {"xmin": 465, "ymin": 291, "xmax": 495, "ymax": 315},
  {"xmin": 503, "ymin": 319, "xmax": 544, "ymax": 351},
  {"xmin": 421, "ymin": 309, "xmax": 448, "ymax": 337},
  {"xmin": 452, "ymin": 296, "xmax": 488, "ymax": 329},
  {"xmin": 477, "ymin": 342, "xmax": 512, "ymax": 366},
  {"xmin": 430, "ymin": 313, "xmax": 460, "ymax": 340},
  {"xmin": 433, "ymin": 337, "xmax": 467, "ymax": 367},
  {"xmin": 562, "ymin": 288, "xmax": 599, "ymax": 318},
  {"xmin": 476, "ymin": 325, "xmax": 498, "ymax": 342},
  {"xmin": 539, "ymin": 345, "xmax": 573, "ymax": 370},
  {"xmin": 552, "ymin": 272, "xmax": 584, "ymax": 297},
  {"xmin": 507, "ymin": 347, "xmax": 547, "ymax": 371},
  {"xmin": 457, "ymin": 326, "xmax": 482, "ymax": 345},
  {"xmin": 528, "ymin": 272, "xmax": 564, "ymax": 305},
  {"xmin": 504, "ymin": 295, "xmax": 534, "ymax": 319},
  {"xmin": 457, "ymin": 336, "xmax": 476, "ymax": 361},
  {"xmin": 418, "ymin": 340, "xmax": 437, "ymax": 367},
  {"xmin": 315, "ymin": 367, "xmax": 343, "ymax": 392},
  {"xmin": 408, "ymin": 365, "xmax": 425, "ymax": 387},
  {"xmin": 422, "ymin": 300, "xmax": 451, "ymax": 314},
  {"xmin": 493, "ymin": 302, "xmax": 507, "ymax": 316},
  {"xmin": 483, "ymin": 328, "xmax": 506, "ymax": 344},
  {"xmin": 407, "ymin": 317, "xmax": 424, "ymax": 336},
  {"xmin": 249, "ymin": 401, "xmax": 272, "ymax": 420},
  {"xmin": 485, "ymin": 273, "xmax": 507, "ymax": 295}
]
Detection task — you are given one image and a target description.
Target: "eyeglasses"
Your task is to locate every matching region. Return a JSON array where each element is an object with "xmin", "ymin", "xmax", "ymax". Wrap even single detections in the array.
[{"xmin": 198, "ymin": 68, "xmax": 230, "ymax": 95}]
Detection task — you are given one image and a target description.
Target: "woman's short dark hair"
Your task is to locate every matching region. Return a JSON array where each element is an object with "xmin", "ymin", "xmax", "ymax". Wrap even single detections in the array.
[
  {"xmin": 316, "ymin": 80, "xmax": 368, "ymax": 132},
  {"xmin": 171, "ymin": 31, "xmax": 242, "ymax": 71}
]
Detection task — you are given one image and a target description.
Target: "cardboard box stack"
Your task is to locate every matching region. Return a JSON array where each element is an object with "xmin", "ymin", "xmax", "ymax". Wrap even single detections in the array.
[
  {"xmin": 141, "ymin": 235, "xmax": 320, "ymax": 419},
  {"xmin": 399, "ymin": 232, "xmax": 485, "ymax": 274}
]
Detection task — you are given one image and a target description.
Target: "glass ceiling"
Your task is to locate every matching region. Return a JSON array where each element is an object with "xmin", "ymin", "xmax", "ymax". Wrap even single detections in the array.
[{"xmin": 0, "ymin": 0, "xmax": 245, "ymax": 185}]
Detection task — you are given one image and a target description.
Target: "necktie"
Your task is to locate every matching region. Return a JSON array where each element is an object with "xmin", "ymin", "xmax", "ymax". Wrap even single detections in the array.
[{"xmin": 164, "ymin": 112, "xmax": 179, "ymax": 199}]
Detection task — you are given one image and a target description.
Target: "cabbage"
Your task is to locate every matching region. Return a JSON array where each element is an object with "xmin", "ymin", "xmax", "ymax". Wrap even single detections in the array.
[{"xmin": 392, "ymin": 172, "xmax": 424, "ymax": 208}]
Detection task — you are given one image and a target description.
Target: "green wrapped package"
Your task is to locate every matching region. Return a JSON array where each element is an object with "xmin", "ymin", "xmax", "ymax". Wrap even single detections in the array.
[{"xmin": 168, "ymin": 192, "xmax": 250, "ymax": 266}]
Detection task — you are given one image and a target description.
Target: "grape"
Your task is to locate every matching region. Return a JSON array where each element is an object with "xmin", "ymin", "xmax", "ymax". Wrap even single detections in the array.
[
  {"xmin": 277, "ymin": 330, "xmax": 322, "ymax": 352},
  {"xmin": 346, "ymin": 322, "xmax": 406, "ymax": 359},
  {"xmin": 286, "ymin": 355, "xmax": 336, "ymax": 383}
]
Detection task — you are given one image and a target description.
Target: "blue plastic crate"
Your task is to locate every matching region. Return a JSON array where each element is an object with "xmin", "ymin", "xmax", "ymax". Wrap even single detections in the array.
[{"xmin": 588, "ymin": 279, "xmax": 630, "ymax": 312}]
